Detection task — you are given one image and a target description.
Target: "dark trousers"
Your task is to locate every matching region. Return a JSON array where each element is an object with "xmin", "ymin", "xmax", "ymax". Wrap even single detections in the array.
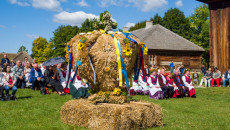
[
  {"xmin": 31, "ymin": 78, "xmax": 45, "ymax": 90},
  {"xmin": 4, "ymin": 85, "xmax": 17, "ymax": 96},
  {"xmin": 178, "ymin": 86, "xmax": 189, "ymax": 97},
  {"xmin": 168, "ymin": 86, "xmax": 174, "ymax": 98},
  {"xmin": 161, "ymin": 86, "xmax": 174, "ymax": 98},
  {"xmin": 16, "ymin": 76, "xmax": 26, "ymax": 88},
  {"xmin": 49, "ymin": 79, "xmax": 64, "ymax": 93},
  {"xmin": 0, "ymin": 86, "xmax": 4, "ymax": 97}
]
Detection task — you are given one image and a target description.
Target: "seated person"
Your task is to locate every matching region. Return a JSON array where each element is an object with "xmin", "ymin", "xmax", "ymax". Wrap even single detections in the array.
[
  {"xmin": 204, "ymin": 68, "xmax": 213, "ymax": 87},
  {"xmin": 130, "ymin": 75, "xmax": 142, "ymax": 95},
  {"xmin": 199, "ymin": 69, "xmax": 208, "ymax": 87},
  {"xmin": 47, "ymin": 65, "xmax": 65, "ymax": 96},
  {"xmin": 223, "ymin": 67, "xmax": 230, "ymax": 87},
  {"xmin": 182, "ymin": 69, "xmax": 196, "ymax": 97},
  {"xmin": 172, "ymin": 69, "xmax": 189, "ymax": 97},
  {"xmin": 158, "ymin": 68, "xmax": 174, "ymax": 99},
  {"xmin": 13, "ymin": 60, "xmax": 26, "ymax": 88},
  {"xmin": 138, "ymin": 71, "xmax": 149, "ymax": 95},
  {"xmin": 59, "ymin": 63, "xmax": 67, "ymax": 88},
  {"xmin": 166, "ymin": 72, "xmax": 179, "ymax": 98},
  {"xmin": 2, "ymin": 65, "xmax": 17, "ymax": 100},
  {"xmin": 211, "ymin": 67, "xmax": 221, "ymax": 87},
  {"xmin": 147, "ymin": 70, "xmax": 163, "ymax": 99},
  {"xmin": 69, "ymin": 71, "xmax": 89, "ymax": 99},
  {"xmin": 24, "ymin": 62, "xmax": 31, "ymax": 86},
  {"xmin": 29, "ymin": 64, "xmax": 46, "ymax": 94},
  {"xmin": 193, "ymin": 70, "xmax": 199, "ymax": 85},
  {"xmin": 0, "ymin": 73, "xmax": 4, "ymax": 99}
]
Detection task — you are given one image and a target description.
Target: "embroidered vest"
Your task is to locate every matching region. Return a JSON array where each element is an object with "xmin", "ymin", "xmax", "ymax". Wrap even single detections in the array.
[
  {"xmin": 184, "ymin": 75, "xmax": 191, "ymax": 84},
  {"xmin": 151, "ymin": 76, "xmax": 157, "ymax": 85}
]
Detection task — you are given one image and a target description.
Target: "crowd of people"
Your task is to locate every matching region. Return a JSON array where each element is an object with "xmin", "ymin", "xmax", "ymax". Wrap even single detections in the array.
[
  {"xmin": 0, "ymin": 54, "xmax": 88, "ymax": 101},
  {"xmin": 131, "ymin": 66, "xmax": 196, "ymax": 100},
  {"xmin": 0, "ymin": 54, "xmax": 229, "ymax": 101}
]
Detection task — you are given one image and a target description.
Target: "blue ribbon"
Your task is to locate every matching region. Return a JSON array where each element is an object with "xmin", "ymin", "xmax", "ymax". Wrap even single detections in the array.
[
  {"xmin": 122, "ymin": 33, "xmax": 140, "ymax": 81},
  {"xmin": 71, "ymin": 65, "xmax": 78, "ymax": 84},
  {"xmin": 111, "ymin": 34, "xmax": 130, "ymax": 89},
  {"xmin": 65, "ymin": 52, "xmax": 72, "ymax": 88},
  {"xmin": 117, "ymin": 39, "xmax": 130, "ymax": 88}
]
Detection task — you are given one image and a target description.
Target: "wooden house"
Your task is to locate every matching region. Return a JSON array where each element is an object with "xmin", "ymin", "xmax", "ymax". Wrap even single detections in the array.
[
  {"xmin": 197, "ymin": 0, "xmax": 230, "ymax": 73},
  {"xmin": 131, "ymin": 21, "xmax": 205, "ymax": 71}
]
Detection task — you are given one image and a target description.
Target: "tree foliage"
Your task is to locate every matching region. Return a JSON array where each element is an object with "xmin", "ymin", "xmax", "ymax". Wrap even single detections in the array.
[
  {"xmin": 129, "ymin": 21, "xmax": 146, "ymax": 32},
  {"xmin": 18, "ymin": 45, "xmax": 28, "ymax": 53},
  {"xmin": 50, "ymin": 25, "xmax": 80, "ymax": 57},
  {"xmin": 150, "ymin": 13, "xmax": 163, "ymax": 25},
  {"xmin": 189, "ymin": 4, "xmax": 210, "ymax": 65},
  {"xmin": 163, "ymin": 8, "xmax": 192, "ymax": 40},
  {"xmin": 80, "ymin": 18, "xmax": 98, "ymax": 32},
  {"xmin": 31, "ymin": 37, "xmax": 51, "ymax": 63}
]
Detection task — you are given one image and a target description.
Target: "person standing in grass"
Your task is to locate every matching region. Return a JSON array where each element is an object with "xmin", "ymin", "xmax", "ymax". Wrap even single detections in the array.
[
  {"xmin": 1, "ymin": 54, "xmax": 10, "ymax": 69},
  {"xmin": 222, "ymin": 67, "xmax": 230, "ymax": 87},
  {"xmin": 2, "ymin": 65, "xmax": 17, "ymax": 100},
  {"xmin": 179, "ymin": 65, "xmax": 185, "ymax": 76},
  {"xmin": 170, "ymin": 61, "xmax": 174, "ymax": 74},
  {"xmin": 211, "ymin": 67, "xmax": 221, "ymax": 87}
]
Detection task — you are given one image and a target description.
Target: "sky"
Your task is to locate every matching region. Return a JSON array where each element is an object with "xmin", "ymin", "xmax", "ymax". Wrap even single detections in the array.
[{"xmin": 0, "ymin": 0, "xmax": 204, "ymax": 54}]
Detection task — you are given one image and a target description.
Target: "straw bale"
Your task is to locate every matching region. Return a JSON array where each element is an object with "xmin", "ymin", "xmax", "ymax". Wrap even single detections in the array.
[{"xmin": 60, "ymin": 99, "xmax": 163, "ymax": 130}]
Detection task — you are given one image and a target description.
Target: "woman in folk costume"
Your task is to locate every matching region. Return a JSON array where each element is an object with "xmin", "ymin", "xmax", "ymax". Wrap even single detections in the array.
[
  {"xmin": 69, "ymin": 71, "xmax": 89, "ymax": 99},
  {"xmin": 130, "ymin": 75, "xmax": 141, "ymax": 95},
  {"xmin": 147, "ymin": 70, "xmax": 163, "ymax": 99},
  {"xmin": 138, "ymin": 70, "xmax": 149, "ymax": 95},
  {"xmin": 166, "ymin": 72, "xmax": 179, "ymax": 98},
  {"xmin": 182, "ymin": 69, "xmax": 196, "ymax": 97}
]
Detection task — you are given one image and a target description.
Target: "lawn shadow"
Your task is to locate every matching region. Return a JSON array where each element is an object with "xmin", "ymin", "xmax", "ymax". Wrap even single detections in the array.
[{"xmin": 17, "ymin": 96, "xmax": 32, "ymax": 100}]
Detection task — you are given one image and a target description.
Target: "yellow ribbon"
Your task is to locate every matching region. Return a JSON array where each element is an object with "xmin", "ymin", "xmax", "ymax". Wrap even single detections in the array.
[
  {"xmin": 130, "ymin": 76, "xmax": 133, "ymax": 87},
  {"xmin": 114, "ymin": 36, "xmax": 122, "ymax": 87}
]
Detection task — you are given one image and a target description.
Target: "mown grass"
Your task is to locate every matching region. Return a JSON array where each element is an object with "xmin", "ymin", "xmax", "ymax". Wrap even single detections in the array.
[{"xmin": 0, "ymin": 87, "xmax": 230, "ymax": 130}]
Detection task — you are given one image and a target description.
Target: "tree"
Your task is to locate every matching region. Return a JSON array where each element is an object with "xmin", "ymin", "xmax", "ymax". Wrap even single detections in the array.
[
  {"xmin": 189, "ymin": 4, "xmax": 210, "ymax": 65},
  {"xmin": 50, "ymin": 25, "xmax": 80, "ymax": 57},
  {"xmin": 31, "ymin": 37, "xmax": 51, "ymax": 63},
  {"xmin": 163, "ymin": 8, "xmax": 192, "ymax": 40},
  {"xmin": 150, "ymin": 13, "xmax": 163, "ymax": 25},
  {"xmin": 80, "ymin": 18, "xmax": 98, "ymax": 32},
  {"xmin": 129, "ymin": 21, "xmax": 146, "ymax": 32},
  {"xmin": 18, "ymin": 45, "xmax": 28, "ymax": 53}
]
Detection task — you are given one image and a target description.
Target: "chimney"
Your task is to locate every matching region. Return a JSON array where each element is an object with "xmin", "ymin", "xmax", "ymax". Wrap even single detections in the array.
[
  {"xmin": 146, "ymin": 21, "xmax": 153, "ymax": 28},
  {"xmin": 123, "ymin": 27, "xmax": 128, "ymax": 32}
]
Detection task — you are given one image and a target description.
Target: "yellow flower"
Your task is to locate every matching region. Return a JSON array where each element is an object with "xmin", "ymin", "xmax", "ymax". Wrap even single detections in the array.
[
  {"xmin": 123, "ymin": 44, "xmax": 133, "ymax": 57},
  {"xmin": 104, "ymin": 67, "xmax": 110, "ymax": 72},
  {"xmin": 113, "ymin": 87, "xmax": 121, "ymax": 96},
  {"xmin": 140, "ymin": 42, "xmax": 145, "ymax": 46},
  {"xmin": 100, "ymin": 29, "xmax": 105, "ymax": 34},
  {"xmin": 98, "ymin": 91, "xmax": 104, "ymax": 96},
  {"xmin": 144, "ymin": 47, "xmax": 148, "ymax": 55},
  {"xmin": 77, "ymin": 42, "xmax": 85, "ymax": 50}
]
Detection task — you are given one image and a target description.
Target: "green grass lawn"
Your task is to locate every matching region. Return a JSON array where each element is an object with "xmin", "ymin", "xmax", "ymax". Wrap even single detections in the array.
[{"xmin": 0, "ymin": 88, "xmax": 230, "ymax": 130}]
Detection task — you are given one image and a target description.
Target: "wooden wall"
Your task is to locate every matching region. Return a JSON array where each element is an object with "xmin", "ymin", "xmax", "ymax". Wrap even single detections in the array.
[
  {"xmin": 145, "ymin": 55, "xmax": 202, "ymax": 71},
  {"xmin": 209, "ymin": 1, "xmax": 230, "ymax": 73}
]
